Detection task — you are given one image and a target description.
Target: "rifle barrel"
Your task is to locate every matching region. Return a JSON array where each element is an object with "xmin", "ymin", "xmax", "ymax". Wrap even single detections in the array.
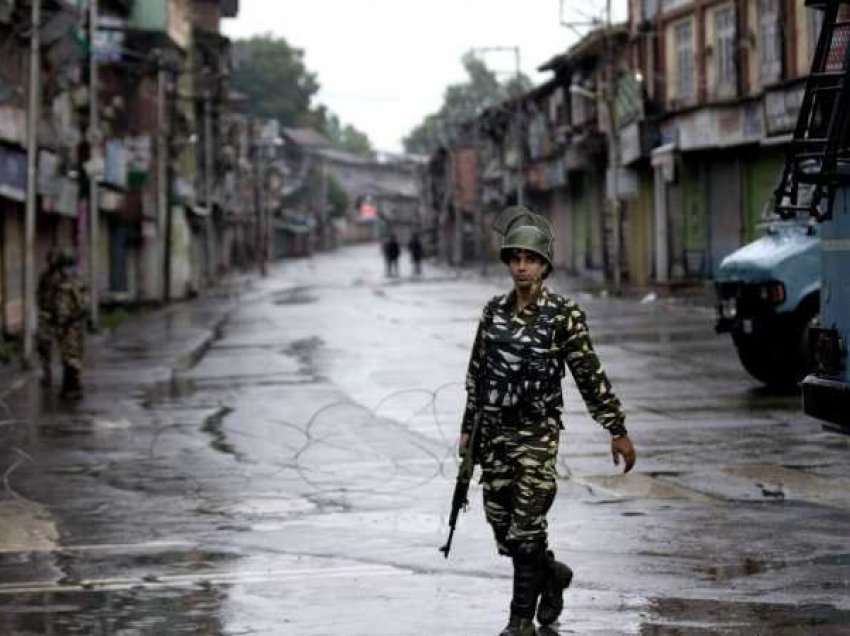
[{"xmin": 439, "ymin": 526, "xmax": 455, "ymax": 558}]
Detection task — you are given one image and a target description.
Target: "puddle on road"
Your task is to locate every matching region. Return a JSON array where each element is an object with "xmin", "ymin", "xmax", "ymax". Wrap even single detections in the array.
[
  {"xmin": 576, "ymin": 474, "xmax": 715, "ymax": 502},
  {"xmin": 814, "ymin": 553, "xmax": 850, "ymax": 567},
  {"xmin": 641, "ymin": 596, "xmax": 850, "ymax": 635},
  {"xmin": 38, "ymin": 417, "xmax": 97, "ymax": 437},
  {"xmin": 697, "ymin": 556, "xmax": 774, "ymax": 581},
  {"xmin": 282, "ymin": 336, "xmax": 325, "ymax": 378},
  {"xmin": 593, "ymin": 329, "xmax": 710, "ymax": 345},
  {"xmin": 274, "ymin": 286, "xmax": 317, "ymax": 305},
  {"xmin": 0, "ymin": 586, "xmax": 230, "ymax": 634},
  {"xmin": 139, "ymin": 377, "xmax": 199, "ymax": 406}
]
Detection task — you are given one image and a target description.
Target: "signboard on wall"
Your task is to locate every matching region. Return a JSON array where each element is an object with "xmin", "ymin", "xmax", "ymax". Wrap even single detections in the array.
[
  {"xmin": 764, "ymin": 82, "xmax": 806, "ymax": 136},
  {"xmin": 660, "ymin": 102, "xmax": 764, "ymax": 151},
  {"xmin": 0, "ymin": 145, "xmax": 26, "ymax": 202},
  {"xmin": 359, "ymin": 202, "xmax": 377, "ymax": 220}
]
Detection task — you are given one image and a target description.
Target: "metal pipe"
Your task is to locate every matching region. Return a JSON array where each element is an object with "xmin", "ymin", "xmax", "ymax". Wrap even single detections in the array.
[
  {"xmin": 204, "ymin": 89, "xmax": 215, "ymax": 282},
  {"xmin": 22, "ymin": 0, "xmax": 41, "ymax": 366},
  {"xmin": 88, "ymin": 0, "xmax": 99, "ymax": 328},
  {"xmin": 514, "ymin": 46, "xmax": 524, "ymax": 206},
  {"xmin": 157, "ymin": 56, "xmax": 170, "ymax": 300}
]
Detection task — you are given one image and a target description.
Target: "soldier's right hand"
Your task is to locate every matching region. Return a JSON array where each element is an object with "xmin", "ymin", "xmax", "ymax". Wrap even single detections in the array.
[{"xmin": 611, "ymin": 435, "xmax": 636, "ymax": 473}]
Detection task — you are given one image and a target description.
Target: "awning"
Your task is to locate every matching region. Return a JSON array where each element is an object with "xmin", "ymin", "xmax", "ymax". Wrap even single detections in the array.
[
  {"xmin": 275, "ymin": 212, "xmax": 316, "ymax": 234},
  {"xmin": 0, "ymin": 144, "xmax": 26, "ymax": 202}
]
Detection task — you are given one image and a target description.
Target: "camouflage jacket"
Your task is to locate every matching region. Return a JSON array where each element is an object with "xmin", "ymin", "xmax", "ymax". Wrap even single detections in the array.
[
  {"xmin": 40, "ymin": 270, "xmax": 86, "ymax": 329},
  {"xmin": 55, "ymin": 274, "xmax": 86, "ymax": 328},
  {"xmin": 461, "ymin": 287, "xmax": 627, "ymax": 437},
  {"xmin": 36, "ymin": 269, "xmax": 63, "ymax": 318}
]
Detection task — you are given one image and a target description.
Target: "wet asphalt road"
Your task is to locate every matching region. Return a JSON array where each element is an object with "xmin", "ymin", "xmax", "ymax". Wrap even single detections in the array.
[{"xmin": 1, "ymin": 244, "xmax": 850, "ymax": 636}]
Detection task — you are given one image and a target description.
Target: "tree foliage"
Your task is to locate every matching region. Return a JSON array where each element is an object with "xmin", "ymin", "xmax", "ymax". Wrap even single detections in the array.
[
  {"xmin": 231, "ymin": 34, "xmax": 374, "ymax": 156},
  {"xmin": 231, "ymin": 34, "xmax": 320, "ymax": 126},
  {"xmin": 322, "ymin": 112, "xmax": 375, "ymax": 158},
  {"xmin": 403, "ymin": 52, "xmax": 533, "ymax": 155}
]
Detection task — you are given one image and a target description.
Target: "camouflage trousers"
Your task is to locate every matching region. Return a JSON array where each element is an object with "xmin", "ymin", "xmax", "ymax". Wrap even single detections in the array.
[
  {"xmin": 479, "ymin": 412, "xmax": 560, "ymax": 556},
  {"xmin": 36, "ymin": 314, "xmax": 84, "ymax": 372}
]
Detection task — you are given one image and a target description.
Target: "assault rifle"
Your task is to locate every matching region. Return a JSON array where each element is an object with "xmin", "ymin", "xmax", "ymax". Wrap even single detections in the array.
[{"xmin": 439, "ymin": 413, "xmax": 481, "ymax": 559}]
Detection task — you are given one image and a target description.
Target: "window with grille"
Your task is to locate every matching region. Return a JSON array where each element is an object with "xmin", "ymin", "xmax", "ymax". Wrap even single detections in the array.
[
  {"xmin": 675, "ymin": 19, "xmax": 695, "ymax": 102},
  {"xmin": 825, "ymin": 5, "xmax": 850, "ymax": 72},
  {"xmin": 758, "ymin": 0, "xmax": 782, "ymax": 85},
  {"xmin": 714, "ymin": 5, "xmax": 737, "ymax": 97}
]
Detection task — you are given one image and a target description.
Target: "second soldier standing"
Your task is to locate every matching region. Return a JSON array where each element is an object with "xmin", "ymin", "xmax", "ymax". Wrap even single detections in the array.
[{"xmin": 36, "ymin": 252, "xmax": 87, "ymax": 400}]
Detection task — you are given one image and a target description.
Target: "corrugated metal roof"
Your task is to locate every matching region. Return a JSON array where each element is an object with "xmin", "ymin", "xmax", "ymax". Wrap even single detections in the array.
[
  {"xmin": 282, "ymin": 127, "xmax": 332, "ymax": 148},
  {"xmin": 314, "ymin": 147, "xmax": 371, "ymax": 165}
]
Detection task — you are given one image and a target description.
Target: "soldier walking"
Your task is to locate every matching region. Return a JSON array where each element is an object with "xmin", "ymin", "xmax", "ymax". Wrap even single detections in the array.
[
  {"xmin": 458, "ymin": 206, "xmax": 636, "ymax": 635},
  {"xmin": 408, "ymin": 231, "xmax": 424, "ymax": 276},
  {"xmin": 36, "ymin": 252, "xmax": 87, "ymax": 400},
  {"xmin": 383, "ymin": 232, "xmax": 401, "ymax": 277}
]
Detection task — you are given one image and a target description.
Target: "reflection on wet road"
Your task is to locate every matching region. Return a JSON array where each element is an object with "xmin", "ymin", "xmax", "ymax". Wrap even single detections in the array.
[{"xmin": 1, "ymin": 245, "xmax": 849, "ymax": 635}]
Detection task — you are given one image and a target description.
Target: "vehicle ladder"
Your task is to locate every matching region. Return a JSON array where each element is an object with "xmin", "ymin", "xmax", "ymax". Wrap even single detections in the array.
[{"xmin": 775, "ymin": 0, "xmax": 850, "ymax": 221}]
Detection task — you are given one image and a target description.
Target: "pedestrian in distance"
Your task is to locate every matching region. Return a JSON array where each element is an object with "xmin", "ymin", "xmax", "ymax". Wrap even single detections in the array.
[
  {"xmin": 36, "ymin": 251, "xmax": 88, "ymax": 400},
  {"xmin": 383, "ymin": 232, "xmax": 401, "ymax": 277},
  {"xmin": 408, "ymin": 231, "xmax": 424, "ymax": 276},
  {"xmin": 457, "ymin": 205, "xmax": 636, "ymax": 636}
]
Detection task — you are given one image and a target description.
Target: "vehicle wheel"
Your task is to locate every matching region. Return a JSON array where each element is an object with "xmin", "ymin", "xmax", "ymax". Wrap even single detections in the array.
[
  {"xmin": 732, "ymin": 307, "xmax": 818, "ymax": 389},
  {"xmin": 733, "ymin": 334, "xmax": 798, "ymax": 388}
]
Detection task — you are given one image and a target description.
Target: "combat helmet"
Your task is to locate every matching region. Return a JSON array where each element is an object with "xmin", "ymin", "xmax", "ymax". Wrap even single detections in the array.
[
  {"xmin": 493, "ymin": 205, "xmax": 554, "ymax": 276},
  {"xmin": 50, "ymin": 250, "xmax": 76, "ymax": 270}
]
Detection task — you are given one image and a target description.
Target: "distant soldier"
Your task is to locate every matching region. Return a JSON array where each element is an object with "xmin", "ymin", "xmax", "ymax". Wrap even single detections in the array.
[
  {"xmin": 458, "ymin": 206, "xmax": 636, "ymax": 635},
  {"xmin": 36, "ymin": 252, "xmax": 87, "ymax": 400},
  {"xmin": 383, "ymin": 233, "xmax": 401, "ymax": 277},
  {"xmin": 408, "ymin": 232, "xmax": 424, "ymax": 276}
]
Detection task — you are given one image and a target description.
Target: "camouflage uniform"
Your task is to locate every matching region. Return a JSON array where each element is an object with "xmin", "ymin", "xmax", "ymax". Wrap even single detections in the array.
[
  {"xmin": 35, "ymin": 266, "xmax": 63, "ymax": 380},
  {"xmin": 36, "ymin": 259, "xmax": 86, "ymax": 396},
  {"xmin": 461, "ymin": 286, "xmax": 627, "ymax": 556},
  {"xmin": 460, "ymin": 205, "xmax": 628, "ymax": 634}
]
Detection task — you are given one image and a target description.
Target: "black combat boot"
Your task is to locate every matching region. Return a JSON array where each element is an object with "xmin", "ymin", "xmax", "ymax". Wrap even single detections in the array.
[
  {"xmin": 40, "ymin": 365, "xmax": 52, "ymax": 387},
  {"xmin": 498, "ymin": 614, "xmax": 536, "ymax": 636},
  {"xmin": 499, "ymin": 542, "xmax": 545, "ymax": 635},
  {"xmin": 60, "ymin": 366, "xmax": 83, "ymax": 400},
  {"xmin": 536, "ymin": 550, "xmax": 573, "ymax": 626}
]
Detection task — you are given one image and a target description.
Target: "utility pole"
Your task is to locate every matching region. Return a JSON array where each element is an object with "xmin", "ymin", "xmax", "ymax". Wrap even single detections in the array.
[
  {"xmin": 203, "ymin": 89, "xmax": 215, "ymax": 283},
  {"xmin": 252, "ymin": 123, "xmax": 266, "ymax": 277},
  {"xmin": 604, "ymin": 0, "xmax": 623, "ymax": 295},
  {"xmin": 88, "ymin": 0, "xmax": 100, "ymax": 328},
  {"xmin": 22, "ymin": 0, "xmax": 41, "ymax": 367},
  {"xmin": 440, "ymin": 145, "xmax": 453, "ymax": 265},
  {"xmin": 319, "ymin": 155, "xmax": 328, "ymax": 250},
  {"xmin": 452, "ymin": 148, "xmax": 463, "ymax": 266},
  {"xmin": 561, "ymin": 0, "xmax": 623, "ymax": 294},
  {"xmin": 513, "ymin": 46, "xmax": 525, "ymax": 207},
  {"xmin": 157, "ymin": 54, "xmax": 170, "ymax": 301},
  {"xmin": 472, "ymin": 119, "xmax": 484, "ymax": 265}
]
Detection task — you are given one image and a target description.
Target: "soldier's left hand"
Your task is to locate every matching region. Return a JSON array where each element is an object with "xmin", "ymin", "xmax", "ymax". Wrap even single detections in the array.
[{"xmin": 611, "ymin": 435, "xmax": 636, "ymax": 473}]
